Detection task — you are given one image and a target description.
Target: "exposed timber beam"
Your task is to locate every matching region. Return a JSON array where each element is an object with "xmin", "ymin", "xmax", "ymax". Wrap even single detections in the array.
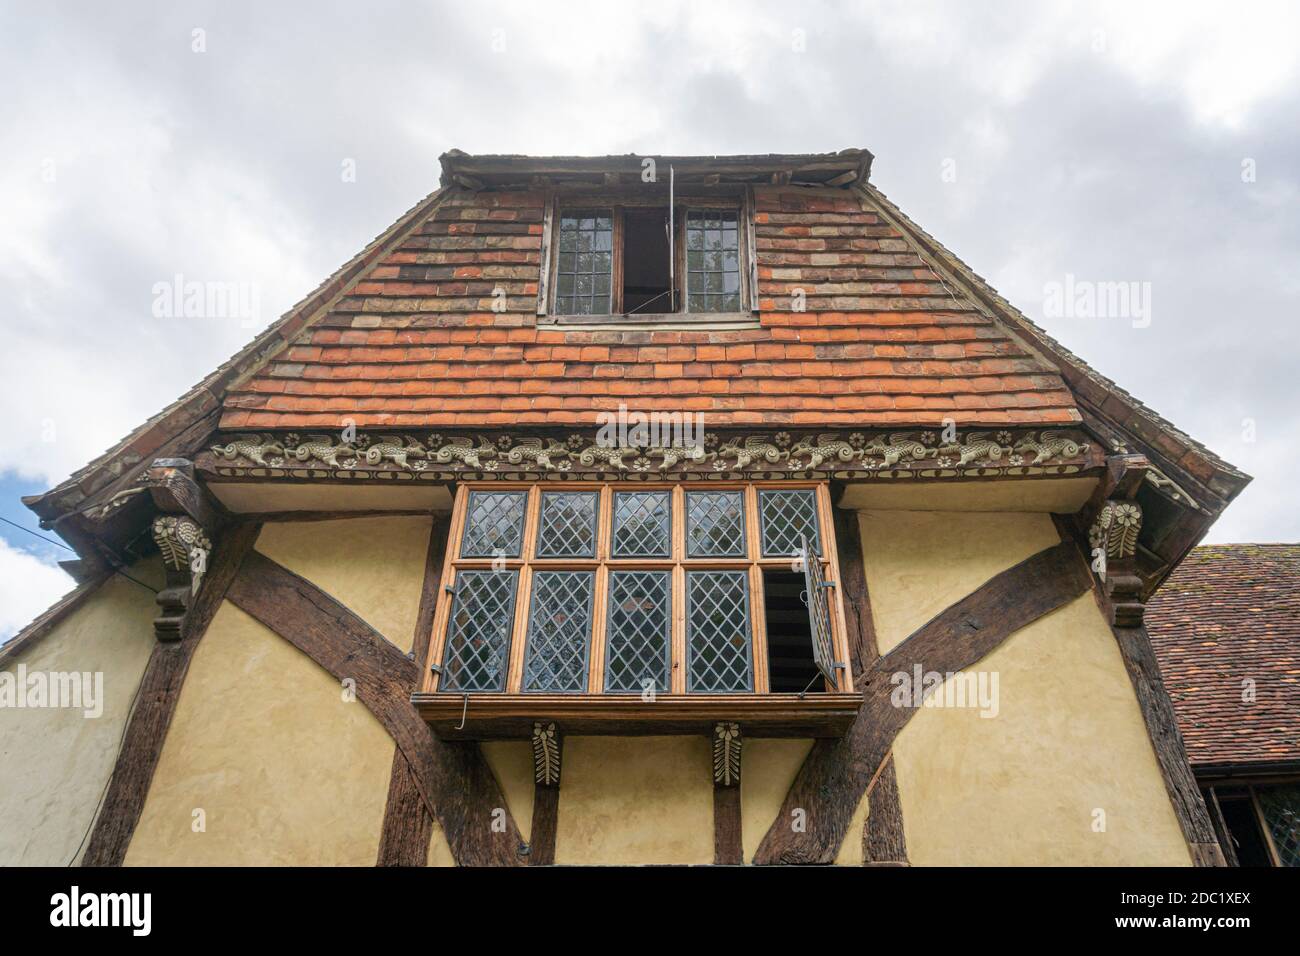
[
  {"xmin": 753, "ymin": 539, "xmax": 1092, "ymax": 864},
  {"xmin": 226, "ymin": 550, "xmax": 526, "ymax": 866}
]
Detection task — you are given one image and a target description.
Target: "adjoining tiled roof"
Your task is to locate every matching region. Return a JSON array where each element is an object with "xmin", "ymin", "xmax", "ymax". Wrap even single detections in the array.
[
  {"xmin": 1147, "ymin": 544, "xmax": 1300, "ymax": 770},
  {"xmin": 221, "ymin": 187, "xmax": 1080, "ymax": 429}
]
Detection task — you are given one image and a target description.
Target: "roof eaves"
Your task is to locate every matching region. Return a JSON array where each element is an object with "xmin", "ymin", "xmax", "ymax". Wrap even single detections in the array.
[{"xmin": 25, "ymin": 185, "xmax": 452, "ymax": 524}]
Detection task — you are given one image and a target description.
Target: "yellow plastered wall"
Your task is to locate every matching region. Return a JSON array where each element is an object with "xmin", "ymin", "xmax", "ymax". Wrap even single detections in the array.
[
  {"xmin": 125, "ymin": 602, "xmax": 396, "ymax": 865},
  {"xmin": 0, "ymin": 566, "xmax": 159, "ymax": 865},
  {"xmin": 741, "ymin": 738, "xmax": 812, "ymax": 863},
  {"xmin": 555, "ymin": 736, "xmax": 713, "ymax": 864},
  {"xmin": 856, "ymin": 508, "xmax": 1191, "ymax": 866},
  {"xmin": 254, "ymin": 515, "xmax": 432, "ymax": 651},
  {"xmin": 481, "ymin": 741, "xmax": 534, "ymax": 844}
]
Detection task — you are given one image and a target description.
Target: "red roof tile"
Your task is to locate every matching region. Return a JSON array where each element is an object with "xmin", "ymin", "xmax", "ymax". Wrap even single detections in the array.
[
  {"xmin": 1147, "ymin": 544, "xmax": 1300, "ymax": 770},
  {"xmin": 221, "ymin": 188, "xmax": 1080, "ymax": 429}
]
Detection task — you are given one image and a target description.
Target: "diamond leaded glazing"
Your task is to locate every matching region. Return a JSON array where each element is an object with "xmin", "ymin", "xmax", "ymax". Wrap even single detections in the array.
[
  {"xmin": 535, "ymin": 491, "xmax": 598, "ymax": 558},
  {"xmin": 760, "ymin": 489, "xmax": 821, "ymax": 557},
  {"xmin": 522, "ymin": 571, "xmax": 594, "ymax": 692},
  {"xmin": 460, "ymin": 491, "xmax": 527, "ymax": 558},
  {"xmin": 1257, "ymin": 786, "xmax": 1300, "ymax": 868},
  {"xmin": 604, "ymin": 571, "xmax": 671, "ymax": 693},
  {"xmin": 440, "ymin": 570, "xmax": 518, "ymax": 692},
  {"xmin": 686, "ymin": 491, "xmax": 746, "ymax": 557},
  {"xmin": 687, "ymin": 570, "xmax": 753, "ymax": 692},
  {"xmin": 612, "ymin": 491, "xmax": 671, "ymax": 558}
]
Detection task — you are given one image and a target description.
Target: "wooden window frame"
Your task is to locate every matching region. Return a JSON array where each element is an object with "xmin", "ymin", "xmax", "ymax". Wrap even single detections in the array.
[
  {"xmin": 423, "ymin": 480, "xmax": 852, "ymax": 698},
  {"xmin": 542, "ymin": 194, "xmax": 754, "ymax": 319}
]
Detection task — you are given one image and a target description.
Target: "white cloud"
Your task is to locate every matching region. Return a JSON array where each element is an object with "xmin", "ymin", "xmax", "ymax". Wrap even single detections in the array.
[{"xmin": 0, "ymin": 540, "xmax": 73, "ymax": 642}]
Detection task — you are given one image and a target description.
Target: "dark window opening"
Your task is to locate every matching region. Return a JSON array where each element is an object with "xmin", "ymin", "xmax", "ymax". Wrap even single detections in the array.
[
  {"xmin": 762, "ymin": 570, "xmax": 824, "ymax": 693},
  {"xmin": 1215, "ymin": 792, "xmax": 1275, "ymax": 866},
  {"xmin": 622, "ymin": 207, "xmax": 672, "ymax": 313}
]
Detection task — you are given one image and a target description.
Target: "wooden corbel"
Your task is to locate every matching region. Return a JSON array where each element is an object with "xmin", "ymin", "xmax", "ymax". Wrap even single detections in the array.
[
  {"xmin": 142, "ymin": 459, "xmax": 223, "ymax": 641},
  {"xmin": 712, "ymin": 722, "xmax": 742, "ymax": 787},
  {"xmin": 531, "ymin": 721, "xmax": 562, "ymax": 788},
  {"xmin": 1083, "ymin": 454, "xmax": 1149, "ymax": 627}
]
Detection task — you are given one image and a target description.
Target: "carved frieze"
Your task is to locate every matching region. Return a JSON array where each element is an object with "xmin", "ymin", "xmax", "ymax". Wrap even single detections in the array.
[{"xmin": 203, "ymin": 427, "xmax": 1095, "ymax": 482}]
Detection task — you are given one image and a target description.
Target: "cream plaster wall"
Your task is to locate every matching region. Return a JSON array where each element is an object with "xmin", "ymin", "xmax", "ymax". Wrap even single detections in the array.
[
  {"xmin": 860, "ymin": 510, "xmax": 1061, "ymax": 653},
  {"xmin": 740, "ymin": 738, "xmax": 812, "ymax": 863},
  {"xmin": 254, "ymin": 516, "xmax": 431, "ymax": 651},
  {"xmin": 0, "ymin": 567, "xmax": 159, "ymax": 865},
  {"xmin": 856, "ymin": 508, "xmax": 1191, "ymax": 866},
  {"xmin": 481, "ymin": 740, "xmax": 534, "ymax": 844},
  {"xmin": 555, "ymin": 736, "xmax": 713, "ymax": 865},
  {"xmin": 124, "ymin": 601, "xmax": 397, "ymax": 866}
]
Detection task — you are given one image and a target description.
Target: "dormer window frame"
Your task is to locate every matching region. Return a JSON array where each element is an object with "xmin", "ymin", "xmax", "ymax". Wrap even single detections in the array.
[{"xmin": 537, "ymin": 189, "xmax": 760, "ymax": 324}]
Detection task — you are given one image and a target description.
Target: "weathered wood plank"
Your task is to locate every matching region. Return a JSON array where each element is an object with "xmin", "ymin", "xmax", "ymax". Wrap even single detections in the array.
[
  {"xmin": 713, "ymin": 786, "xmax": 744, "ymax": 865},
  {"xmin": 753, "ymin": 539, "xmax": 1092, "ymax": 865},
  {"xmin": 864, "ymin": 753, "xmax": 909, "ymax": 864},
  {"xmin": 378, "ymin": 516, "xmax": 448, "ymax": 866},
  {"xmin": 1110, "ymin": 622, "xmax": 1226, "ymax": 867},
  {"xmin": 82, "ymin": 522, "xmax": 261, "ymax": 866},
  {"xmin": 528, "ymin": 787, "xmax": 561, "ymax": 866},
  {"xmin": 226, "ymin": 549, "xmax": 525, "ymax": 867}
]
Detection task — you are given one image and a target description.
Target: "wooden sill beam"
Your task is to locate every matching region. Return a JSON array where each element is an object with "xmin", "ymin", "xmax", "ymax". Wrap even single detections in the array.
[{"xmin": 413, "ymin": 692, "xmax": 862, "ymax": 740}]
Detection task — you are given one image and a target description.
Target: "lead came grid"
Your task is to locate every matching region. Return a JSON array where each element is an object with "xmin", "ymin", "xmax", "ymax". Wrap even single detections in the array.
[
  {"xmin": 440, "ymin": 570, "xmax": 518, "ymax": 692},
  {"xmin": 685, "ymin": 209, "xmax": 741, "ymax": 313},
  {"xmin": 604, "ymin": 570, "xmax": 672, "ymax": 693},
  {"xmin": 522, "ymin": 571, "xmax": 594, "ymax": 692},
  {"xmin": 686, "ymin": 490, "xmax": 746, "ymax": 557},
  {"xmin": 460, "ymin": 491, "xmax": 527, "ymax": 558},
  {"xmin": 687, "ymin": 570, "xmax": 753, "ymax": 692},
  {"xmin": 611, "ymin": 491, "xmax": 671, "ymax": 558},
  {"xmin": 555, "ymin": 210, "xmax": 613, "ymax": 315},
  {"xmin": 535, "ymin": 491, "xmax": 598, "ymax": 558},
  {"xmin": 760, "ymin": 489, "xmax": 822, "ymax": 557}
]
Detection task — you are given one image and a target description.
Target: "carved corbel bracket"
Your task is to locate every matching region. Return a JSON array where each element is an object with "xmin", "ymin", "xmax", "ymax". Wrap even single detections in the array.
[
  {"xmin": 151, "ymin": 515, "xmax": 212, "ymax": 641},
  {"xmin": 712, "ymin": 722, "xmax": 742, "ymax": 787},
  {"xmin": 532, "ymin": 721, "xmax": 562, "ymax": 788},
  {"xmin": 1089, "ymin": 500, "xmax": 1145, "ymax": 626},
  {"xmin": 143, "ymin": 458, "xmax": 223, "ymax": 641}
]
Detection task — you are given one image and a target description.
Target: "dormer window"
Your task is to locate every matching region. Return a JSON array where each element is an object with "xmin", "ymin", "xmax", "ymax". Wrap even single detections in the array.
[{"xmin": 545, "ymin": 199, "xmax": 751, "ymax": 318}]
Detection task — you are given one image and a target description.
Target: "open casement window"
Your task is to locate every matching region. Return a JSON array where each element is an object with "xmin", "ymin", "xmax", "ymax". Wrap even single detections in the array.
[
  {"xmin": 545, "ymin": 198, "xmax": 752, "ymax": 318},
  {"xmin": 424, "ymin": 482, "xmax": 856, "ymax": 720}
]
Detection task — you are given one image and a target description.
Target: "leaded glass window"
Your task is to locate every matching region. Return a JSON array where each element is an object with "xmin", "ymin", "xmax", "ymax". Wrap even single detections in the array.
[
  {"xmin": 432, "ymin": 482, "xmax": 847, "ymax": 699},
  {"xmin": 440, "ymin": 570, "xmax": 518, "ymax": 692},
  {"xmin": 522, "ymin": 571, "xmax": 594, "ymax": 692},
  {"xmin": 686, "ymin": 490, "xmax": 746, "ymax": 557},
  {"xmin": 1257, "ymin": 786, "xmax": 1300, "ymax": 867},
  {"xmin": 760, "ymin": 489, "xmax": 821, "ymax": 557},
  {"xmin": 604, "ymin": 571, "xmax": 671, "ymax": 693},
  {"xmin": 685, "ymin": 209, "xmax": 741, "ymax": 313},
  {"xmin": 460, "ymin": 491, "xmax": 527, "ymax": 558},
  {"xmin": 555, "ymin": 210, "xmax": 613, "ymax": 316},
  {"xmin": 612, "ymin": 491, "xmax": 671, "ymax": 557},
  {"xmin": 536, "ymin": 491, "xmax": 598, "ymax": 558},
  {"xmin": 687, "ymin": 570, "xmax": 753, "ymax": 692}
]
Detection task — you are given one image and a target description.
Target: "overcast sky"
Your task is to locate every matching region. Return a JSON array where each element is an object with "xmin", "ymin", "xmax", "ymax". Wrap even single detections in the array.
[{"xmin": 1, "ymin": 0, "xmax": 1296, "ymax": 637}]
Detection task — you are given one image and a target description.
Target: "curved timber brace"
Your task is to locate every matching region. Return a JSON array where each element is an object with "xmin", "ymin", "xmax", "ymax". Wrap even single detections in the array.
[{"xmin": 142, "ymin": 459, "xmax": 225, "ymax": 641}]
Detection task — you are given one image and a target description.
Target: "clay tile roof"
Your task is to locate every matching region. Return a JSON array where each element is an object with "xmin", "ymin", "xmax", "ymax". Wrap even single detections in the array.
[
  {"xmin": 219, "ymin": 160, "xmax": 1081, "ymax": 430},
  {"xmin": 1147, "ymin": 544, "xmax": 1300, "ymax": 771}
]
